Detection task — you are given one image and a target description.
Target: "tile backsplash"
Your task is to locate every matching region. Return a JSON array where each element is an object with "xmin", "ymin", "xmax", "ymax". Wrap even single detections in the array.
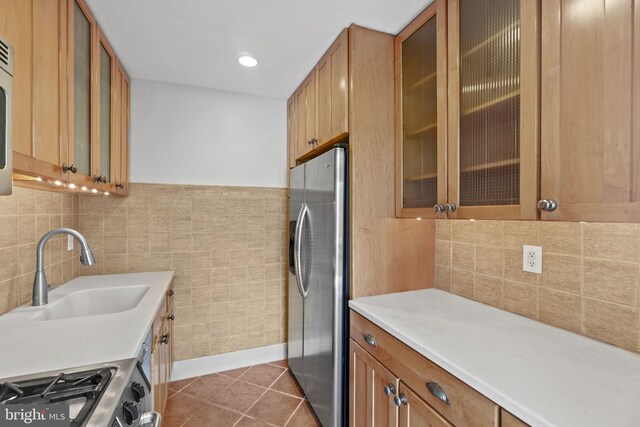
[
  {"xmin": 77, "ymin": 183, "xmax": 288, "ymax": 362},
  {"xmin": 0, "ymin": 187, "xmax": 81, "ymax": 314},
  {"xmin": 435, "ymin": 220, "xmax": 640, "ymax": 353}
]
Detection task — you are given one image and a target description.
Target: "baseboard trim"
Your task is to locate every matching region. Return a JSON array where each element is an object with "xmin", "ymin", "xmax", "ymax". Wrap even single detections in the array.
[{"xmin": 170, "ymin": 343, "xmax": 288, "ymax": 382}]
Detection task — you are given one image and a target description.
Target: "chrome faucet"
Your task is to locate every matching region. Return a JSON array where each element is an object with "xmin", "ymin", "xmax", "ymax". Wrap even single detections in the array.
[{"xmin": 32, "ymin": 228, "xmax": 96, "ymax": 306}]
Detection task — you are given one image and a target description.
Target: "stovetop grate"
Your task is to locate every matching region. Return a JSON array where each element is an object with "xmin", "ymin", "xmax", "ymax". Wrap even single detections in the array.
[{"xmin": 0, "ymin": 367, "xmax": 113, "ymax": 427}]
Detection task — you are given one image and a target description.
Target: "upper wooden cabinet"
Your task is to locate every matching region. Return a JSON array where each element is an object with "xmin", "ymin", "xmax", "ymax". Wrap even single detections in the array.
[
  {"xmin": 0, "ymin": 0, "xmax": 130, "ymax": 195},
  {"xmin": 294, "ymin": 70, "xmax": 316, "ymax": 160},
  {"xmin": 316, "ymin": 29, "xmax": 348, "ymax": 145},
  {"xmin": 395, "ymin": 0, "xmax": 448, "ymax": 218},
  {"xmin": 288, "ymin": 28, "xmax": 350, "ymax": 166},
  {"xmin": 396, "ymin": 0, "xmax": 540, "ymax": 220},
  {"xmin": 540, "ymin": 0, "xmax": 640, "ymax": 222},
  {"xmin": 287, "ymin": 95, "xmax": 296, "ymax": 169}
]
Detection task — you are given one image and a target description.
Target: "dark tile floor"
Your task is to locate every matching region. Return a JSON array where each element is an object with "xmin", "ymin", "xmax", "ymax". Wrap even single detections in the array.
[{"xmin": 164, "ymin": 360, "xmax": 322, "ymax": 426}]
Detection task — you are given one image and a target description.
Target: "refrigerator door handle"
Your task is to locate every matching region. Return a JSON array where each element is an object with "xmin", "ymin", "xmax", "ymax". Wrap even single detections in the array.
[{"xmin": 294, "ymin": 203, "xmax": 309, "ymax": 299}]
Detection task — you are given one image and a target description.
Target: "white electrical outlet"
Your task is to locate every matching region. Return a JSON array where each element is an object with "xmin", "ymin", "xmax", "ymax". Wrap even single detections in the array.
[
  {"xmin": 522, "ymin": 245, "xmax": 542, "ymax": 274},
  {"xmin": 67, "ymin": 234, "xmax": 74, "ymax": 251}
]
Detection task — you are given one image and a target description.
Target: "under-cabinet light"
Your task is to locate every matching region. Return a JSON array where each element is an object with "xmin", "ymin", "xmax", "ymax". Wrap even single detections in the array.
[
  {"xmin": 54, "ymin": 180, "xmax": 62, "ymax": 186},
  {"xmin": 81, "ymin": 186, "xmax": 88, "ymax": 191},
  {"xmin": 68, "ymin": 183, "xmax": 76, "ymax": 189},
  {"xmin": 238, "ymin": 55, "xmax": 258, "ymax": 67},
  {"xmin": 104, "ymin": 192, "xmax": 109, "ymax": 196},
  {"xmin": 91, "ymin": 188, "xmax": 98, "ymax": 194}
]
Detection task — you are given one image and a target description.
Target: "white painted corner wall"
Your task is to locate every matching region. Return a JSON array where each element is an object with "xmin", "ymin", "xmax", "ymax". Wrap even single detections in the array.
[{"xmin": 130, "ymin": 79, "xmax": 288, "ymax": 188}]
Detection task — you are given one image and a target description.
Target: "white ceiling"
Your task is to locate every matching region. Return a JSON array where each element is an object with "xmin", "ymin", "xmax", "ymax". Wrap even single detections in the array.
[{"xmin": 85, "ymin": 0, "xmax": 431, "ymax": 99}]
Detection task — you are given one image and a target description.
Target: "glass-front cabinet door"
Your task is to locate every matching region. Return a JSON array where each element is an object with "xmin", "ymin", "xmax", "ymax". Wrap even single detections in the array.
[
  {"xmin": 395, "ymin": 0, "xmax": 447, "ymax": 218},
  {"xmin": 447, "ymin": 0, "xmax": 539, "ymax": 219},
  {"xmin": 71, "ymin": 0, "xmax": 92, "ymax": 179},
  {"xmin": 97, "ymin": 34, "xmax": 115, "ymax": 184}
]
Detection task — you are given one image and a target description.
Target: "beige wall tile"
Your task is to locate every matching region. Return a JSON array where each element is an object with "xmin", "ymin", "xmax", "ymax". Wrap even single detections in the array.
[
  {"xmin": 583, "ymin": 298, "xmax": 638, "ymax": 351},
  {"xmin": 503, "ymin": 280, "xmax": 537, "ymax": 319},
  {"xmin": 475, "ymin": 221, "xmax": 503, "ymax": 247},
  {"xmin": 451, "ymin": 220, "xmax": 475, "ymax": 243},
  {"xmin": 538, "ymin": 288, "xmax": 581, "ymax": 333},
  {"xmin": 583, "ymin": 259, "xmax": 638, "ymax": 306},
  {"xmin": 503, "ymin": 221, "xmax": 539, "ymax": 249},
  {"xmin": 539, "ymin": 222, "xmax": 581, "ymax": 255},
  {"xmin": 435, "ymin": 220, "xmax": 451, "ymax": 241},
  {"xmin": 451, "ymin": 268, "xmax": 474, "ymax": 298},
  {"xmin": 435, "ymin": 241, "xmax": 451, "ymax": 266},
  {"xmin": 451, "ymin": 243, "xmax": 474, "ymax": 271},
  {"xmin": 503, "ymin": 249, "xmax": 538, "ymax": 285},
  {"xmin": 540, "ymin": 254, "xmax": 581, "ymax": 294},
  {"xmin": 475, "ymin": 246, "xmax": 503, "ymax": 277},
  {"xmin": 474, "ymin": 274, "xmax": 502, "ymax": 308},
  {"xmin": 435, "ymin": 265, "xmax": 451, "ymax": 291},
  {"xmin": 583, "ymin": 223, "xmax": 639, "ymax": 263}
]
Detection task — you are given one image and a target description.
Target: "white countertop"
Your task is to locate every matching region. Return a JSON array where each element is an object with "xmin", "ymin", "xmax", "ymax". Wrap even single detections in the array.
[
  {"xmin": 0, "ymin": 271, "xmax": 174, "ymax": 378},
  {"xmin": 349, "ymin": 289, "xmax": 640, "ymax": 427}
]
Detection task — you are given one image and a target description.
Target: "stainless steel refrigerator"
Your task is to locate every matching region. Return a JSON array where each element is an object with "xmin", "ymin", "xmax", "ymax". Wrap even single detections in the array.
[{"xmin": 288, "ymin": 146, "xmax": 348, "ymax": 427}]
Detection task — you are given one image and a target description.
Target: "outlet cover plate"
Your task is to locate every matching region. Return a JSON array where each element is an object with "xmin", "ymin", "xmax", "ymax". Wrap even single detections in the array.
[{"xmin": 522, "ymin": 245, "xmax": 542, "ymax": 274}]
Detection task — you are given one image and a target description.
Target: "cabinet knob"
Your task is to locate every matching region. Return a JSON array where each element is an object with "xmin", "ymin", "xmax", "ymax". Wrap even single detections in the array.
[
  {"xmin": 444, "ymin": 203, "xmax": 457, "ymax": 213},
  {"xmin": 167, "ymin": 314, "xmax": 175, "ymax": 321},
  {"xmin": 433, "ymin": 204, "xmax": 445, "ymax": 213},
  {"xmin": 537, "ymin": 199, "xmax": 558, "ymax": 212},
  {"xmin": 426, "ymin": 382, "xmax": 450, "ymax": 404},
  {"xmin": 393, "ymin": 394, "xmax": 408, "ymax": 407},
  {"xmin": 62, "ymin": 163, "xmax": 78, "ymax": 174},
  {"xmin": 115, "ymin": 183, "xmax": 125, "ymax": 189},
  {"xmin": 383, "ymin": 383, "xmax": 396, "ymax": 396},
  {"xmin": 307, "ymin": 138, "xmax": 314, "ymax": 145},
  {"xmin": 167, "ymin": 289, "xmax": 174, "ymax": 297},
  {"xmin": 93, "ymin": 175, "xmax": 107, "ymax": 184},
  {"xmin": 161, "ymin": 333, "xmax": 170, "ymax": 344}
]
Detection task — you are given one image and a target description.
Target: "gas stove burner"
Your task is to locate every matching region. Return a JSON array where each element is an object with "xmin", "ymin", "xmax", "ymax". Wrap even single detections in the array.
[{"xmin": 0, "ymin": 368, "xmax": 113, "ymax": 426}]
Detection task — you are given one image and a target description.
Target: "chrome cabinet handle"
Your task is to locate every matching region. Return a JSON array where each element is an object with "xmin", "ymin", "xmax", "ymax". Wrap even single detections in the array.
[
  {"xmin": 62, "ymin": 163, "xmax": 78, "ymax": 174},
  {"xmin": 393, "ymin": 394, "xmax": 408, "ymax": 407},
  {"xmin": 363, "ymin": 333, "xmax": 377, "ymax": 347},
  {"xmin": 93, "ymin": 175, "xmax": 107, "ymax": 184},
  {"xmin": 383, "ymin": 383, "xmax": 396, "ymax": 396},
  {"xmin": 434, "ymin": 204, "xmax": 445, "ymax": 213},
  {"xmin": 537, "ymin": 199, "xmax": 558, "ymax": 212},
  {"xmin": 426, "ymin": 382, "xmax": 450, "ymax": 404},
  {"xmin": 161, "ymin": 334, "xmax": 169, "ymax": 344},
  {"xmin": 140, "ymin": 411, "xmax": 161, "ymax": 427},
  {"xmin": 444, "ymin": 203, "xmax": 457, "ymax": 213},
  {"xmin": 115, "ymin": 183, "xmax": 125, "ymax": 189}
]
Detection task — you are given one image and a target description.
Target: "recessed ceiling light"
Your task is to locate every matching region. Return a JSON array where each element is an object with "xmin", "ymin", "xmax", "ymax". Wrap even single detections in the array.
[{"xmin": 238, "ymin": 55, "xmax": 258, "ymax": 67}]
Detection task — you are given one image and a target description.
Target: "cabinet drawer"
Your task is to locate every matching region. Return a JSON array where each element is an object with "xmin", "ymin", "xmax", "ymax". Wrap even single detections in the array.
[
  {"xmin": 501, "ymin": 409, "xmax": 529, "ymax": 427},
  {"xmin": 350, "ymin": 311, "xmax": 498, "ymax": 427}
]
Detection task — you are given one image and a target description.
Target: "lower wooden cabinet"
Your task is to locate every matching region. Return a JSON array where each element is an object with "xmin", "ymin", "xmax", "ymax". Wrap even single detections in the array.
[
  {"xmin": 350, "ymin": 341, "xmax": 398, "ymax": 426},
  {"xmin": 151, "ymin": 288, "xmax": 174, "ymax": 415},
  {"xmin": 350, "ymin": 311, "xmax": 530, "ymax": 427},
  {"xmin": 397, "ymin": 382, "xmax": 452, "ymax": 427}
]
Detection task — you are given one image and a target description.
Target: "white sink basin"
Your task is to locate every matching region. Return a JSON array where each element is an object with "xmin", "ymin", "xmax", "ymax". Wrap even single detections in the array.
[{"xmin": 32, "ymin": 286, "xmax": 150, "ymax": 321}]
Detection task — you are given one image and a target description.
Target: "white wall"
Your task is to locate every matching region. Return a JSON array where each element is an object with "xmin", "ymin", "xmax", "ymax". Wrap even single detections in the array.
[{"xmin": 130, "ymin": 79, "xmax": 287, "ymax": 188}]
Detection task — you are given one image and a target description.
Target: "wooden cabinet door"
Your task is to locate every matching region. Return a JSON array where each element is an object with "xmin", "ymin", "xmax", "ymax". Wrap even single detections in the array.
[
  {"xmin": 295, "ymin": 70, "xmax": 316, "ymax": 159},
  {"xmin": 397, "ymin": 382, "xmax": 452, "ymax": 427},
  {"xmin": 501, "ymin": 409, "xmax": 529, "ymax": 427},
  {"xmin": 350, "ymin": 340, "xmax": 398, "ymax": 427},
  {"xmin": 316, "ymin": 29, "xmax": 348, "ymax": 145},
  {"xmin": 540, "ymin": 0, "xmax": 640, "ymax": 222},
  {"xmin": 395, "ymin": 0, "xmax": 447, "ymax": 219},
  {"xmin": 287, "ymin": 94, "xmax": 296, "ymax": 169},
  {"xmin": 112, "ymin": 62, "xmax": 129, "ymax": 195},
  {"xmin": 95, "ymin": 29, "xmax": 115, "ymax": 186},
  {"xmin": 447, "ymin": 0, "xmax": 540, "ymax": 220}
]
